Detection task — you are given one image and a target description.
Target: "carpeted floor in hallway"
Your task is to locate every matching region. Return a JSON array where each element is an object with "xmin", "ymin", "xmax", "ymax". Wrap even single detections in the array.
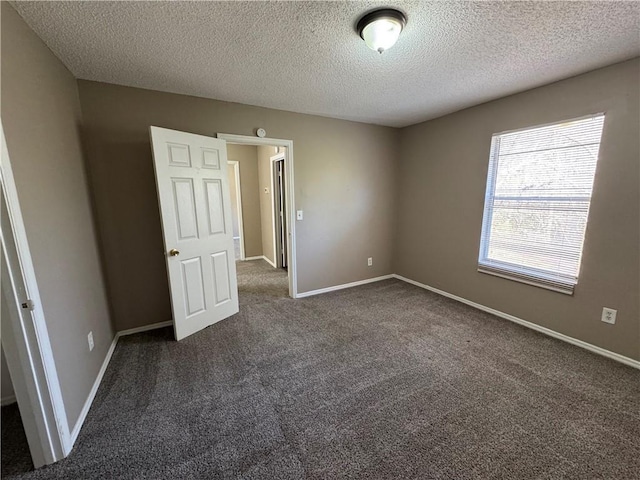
[{"xmin": 2, "ymin": 259, "xmax": 639, "ymax": 479}]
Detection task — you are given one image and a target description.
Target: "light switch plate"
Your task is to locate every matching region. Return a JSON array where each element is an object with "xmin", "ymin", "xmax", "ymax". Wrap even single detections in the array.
[{"xmin": 296, "ymin": 210, "xmax": 303, "ymax": 220}]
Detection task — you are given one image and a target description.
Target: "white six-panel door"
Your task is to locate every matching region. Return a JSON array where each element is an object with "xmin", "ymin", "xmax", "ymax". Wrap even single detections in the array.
[{"xmin": 150, "ymin": 127, "xmax": 238, "ymax": 340}]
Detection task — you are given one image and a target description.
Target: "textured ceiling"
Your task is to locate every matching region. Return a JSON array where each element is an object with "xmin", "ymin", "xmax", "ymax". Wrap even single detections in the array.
[{"xmin": 11, "ymin": 1, "xmax": 640, "ymax": 127}]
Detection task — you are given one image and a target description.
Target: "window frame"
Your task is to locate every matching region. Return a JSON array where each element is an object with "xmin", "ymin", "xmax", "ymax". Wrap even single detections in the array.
[{"xmin": 477, "ymin": 113, "xmax": 605, "ymax": 295}]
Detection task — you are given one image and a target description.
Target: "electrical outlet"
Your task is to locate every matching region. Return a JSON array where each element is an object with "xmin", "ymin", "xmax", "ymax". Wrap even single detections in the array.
[
  {"xmin": 601, "ymin": 307, "xmax": 617, "ymax": 325},
  {"xmin": 88, "ymin": 331, "xmax": 95, "ymax": 351},
  {"xmin": 367, "ymin": 257, "xmax": 373, "ymax": 267}
]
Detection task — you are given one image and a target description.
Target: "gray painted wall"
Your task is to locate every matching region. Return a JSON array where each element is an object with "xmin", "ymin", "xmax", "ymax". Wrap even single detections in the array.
[
  {"xmin": 77, "ymin": 81, "xmax": 399, "ymax": 331},
  {"xmin": 1, "ymin": 3, "xmax": 114, "ymax": 428},
  {"xmin": 227, "ymin": 144, "xmax": 262, "ymax": 257},
  {"xmin": 395, "ymin": 59, "xmax": 639, "ymax": 361}
]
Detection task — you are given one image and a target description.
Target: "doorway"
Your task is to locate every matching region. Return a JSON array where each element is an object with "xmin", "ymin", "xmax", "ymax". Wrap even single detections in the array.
[
  {"xmin": 227, "ymin": 160, "xmax": 244, "ymax": 261},
  {"xmin": 217, "ymin": 133, "xmax": 297, "ymax": 299},
  {"xmin": 1, "ymin": 125, "xmax": 70, "ymax": 467},
  {"xmin": 271, "ymin": 152, "xmax": 287, "ymax": 270}
]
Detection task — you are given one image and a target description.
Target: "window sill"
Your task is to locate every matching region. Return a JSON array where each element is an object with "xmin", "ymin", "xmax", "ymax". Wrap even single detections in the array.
[{"xmin": 477, "ymin": 264, "xmax": 575, "ymax": 295}]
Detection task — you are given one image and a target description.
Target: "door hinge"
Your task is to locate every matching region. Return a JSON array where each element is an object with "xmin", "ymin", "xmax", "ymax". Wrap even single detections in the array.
[{"xmin": 21, "ymin": 299, "xmax": 35, "ymax": 311}]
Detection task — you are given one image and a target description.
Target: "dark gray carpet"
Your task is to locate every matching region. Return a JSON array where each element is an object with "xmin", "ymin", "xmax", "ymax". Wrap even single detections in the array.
[
  {"xmin": 2, "ymin": 403, "xmax": 33, "ymax": 476},
  {"xmin": 3, "ymin": 259, "xmax": 639, "ymax": 479}
]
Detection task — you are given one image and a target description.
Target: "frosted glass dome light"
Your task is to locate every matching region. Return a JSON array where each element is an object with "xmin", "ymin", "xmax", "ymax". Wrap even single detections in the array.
[{"xmin": 357, "ymin": 9, "xmax": 407, "ymax": 54}]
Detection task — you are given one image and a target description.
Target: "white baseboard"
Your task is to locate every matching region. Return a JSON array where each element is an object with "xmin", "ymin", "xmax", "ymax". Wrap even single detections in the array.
[
  {"xmin": 117, "ymin": 320, "xmax": 173, "ymax": 337},
  {"xmin": 68, "ymin": 320, "xmax": 173, "ymax": 448},
  {"xmin": 297, "ymin": 275, "xmax": 394, "ymax": 298},
  {"xmin": 1, "ymin": 394, "xmax": 17, "ymax": 406},
  {"xmin": 69, "ymin": 334, "xmax": 118, "ymax": 445},
  {"xmin": 262, "ymin": 256, "xmax": 277, "ymax": 268},
  {"xmin": 242, "ymin": 255, "xmax": 277, "ymax": 268},
  {"xmin": 392, "ymin": 274, "xmax": 640, "ymax": 370}
]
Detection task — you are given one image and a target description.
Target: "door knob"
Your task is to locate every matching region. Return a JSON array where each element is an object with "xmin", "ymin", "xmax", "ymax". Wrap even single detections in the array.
[{"xmin": 169, "ymin": 249, "xmax": 180, "ymax": 257}]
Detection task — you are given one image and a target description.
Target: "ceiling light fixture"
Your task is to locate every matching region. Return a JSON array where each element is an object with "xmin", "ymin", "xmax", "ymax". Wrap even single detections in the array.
[{"xmin": 357, "ymin": 9, "xmax": 407, "ymax": 54}]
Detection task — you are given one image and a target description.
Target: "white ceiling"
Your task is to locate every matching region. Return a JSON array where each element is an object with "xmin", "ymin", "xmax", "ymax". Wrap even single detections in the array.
[{"xmin": 11, "ymin": 1, "xmax": 640, "ymax": 128}]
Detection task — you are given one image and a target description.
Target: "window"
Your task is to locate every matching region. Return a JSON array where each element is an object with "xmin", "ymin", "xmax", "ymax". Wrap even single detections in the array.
[{"xmin": 478, "ymin": 114, "xmax": 605, "ymax": 295}]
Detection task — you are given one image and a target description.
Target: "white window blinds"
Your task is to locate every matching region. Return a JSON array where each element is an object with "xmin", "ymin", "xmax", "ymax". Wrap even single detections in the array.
[{"xmin": 478, "ymin": 114, "xmax": 605, "ymax": 294}]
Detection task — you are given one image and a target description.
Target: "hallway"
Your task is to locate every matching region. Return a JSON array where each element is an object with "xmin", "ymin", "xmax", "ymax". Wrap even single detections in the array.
[{"xmin": 236, "ymin": 259, "xmax": 288, "ymax": 307}]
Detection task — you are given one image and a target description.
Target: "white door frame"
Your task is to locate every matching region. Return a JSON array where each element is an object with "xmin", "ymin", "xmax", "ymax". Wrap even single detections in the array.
[
  {"xmin": 216, "ymin": 133, "xmax": 297, "ymax": 299},
  {"xmin": 0, "ymin": 124, "xmax": 71, "ymax": 466},
  {"xmin": 270, "ymin": 152, "xmax": 286, "ymax": 269},
  {"xmin": 227, "ymin": 160, "xmax": 246, "ymax": 261}
]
